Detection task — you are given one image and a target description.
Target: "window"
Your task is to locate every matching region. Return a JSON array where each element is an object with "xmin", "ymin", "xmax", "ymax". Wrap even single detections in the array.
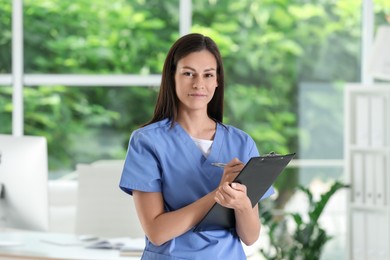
[
  {"xmin": 0, "ymin": 86, "xmax": 12, "ymax": 134},
  {"xmin": 1, "ymin": 1, "xmax": 387, "ymax": 257},
  {"xmin": 23, "ymin": 0, "xmax": 179, "ymax": 74},
  {"xmin": 0, "ymin": 0, "xmax": 11, "ymax": 73},
  {"xmin": 191, "ymin": 2, "xmax": 361, "ymax": 257},
  {"xmin": 0, "ymin": 1, "xmax": 12, "ymax": 133},
  {"xmin": 1, "ymin": 0, "xmax": 179, "ymax": 175}
]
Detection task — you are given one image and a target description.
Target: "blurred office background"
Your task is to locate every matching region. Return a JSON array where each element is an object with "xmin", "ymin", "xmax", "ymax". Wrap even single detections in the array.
[{"xmin": 0, "ymin": 0, "xmax": 389, "ymax": 259}]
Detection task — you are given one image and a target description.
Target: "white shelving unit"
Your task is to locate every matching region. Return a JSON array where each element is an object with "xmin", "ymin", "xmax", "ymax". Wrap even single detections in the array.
[{"xmin": 345, "ymin": 84, "xmax": 390, "ymax": 260}]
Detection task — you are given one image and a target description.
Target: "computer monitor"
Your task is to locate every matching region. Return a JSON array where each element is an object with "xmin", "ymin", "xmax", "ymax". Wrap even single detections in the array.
[{"xmin": 0, "ymin": 134, "xmax": 49, "ymax": 231}]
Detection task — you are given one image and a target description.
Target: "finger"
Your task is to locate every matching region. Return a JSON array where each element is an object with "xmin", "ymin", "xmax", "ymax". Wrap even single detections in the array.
[
  {"xmin": 230, "ymin": 182, "xmax": 247, "ymax": 193},
  {"xmin": 221, "ymin": 184, "xmax": 237, "ymax": 200},
  {"xmin": 227, "ymin": 158, "xmax": 243, "ymax": 167},
  {"xmin": 231, "ymin": 164, "xmax": 244, "ymax": 173},
  {"xmin": 224, "ymin": 165, "xmax": 243, "ymax": 176}
]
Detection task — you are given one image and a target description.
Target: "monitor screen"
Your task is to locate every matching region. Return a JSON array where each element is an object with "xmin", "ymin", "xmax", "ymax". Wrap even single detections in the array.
[{"xmin": 0, "ymin": 134, "xmax": 49, "ymax": 231}]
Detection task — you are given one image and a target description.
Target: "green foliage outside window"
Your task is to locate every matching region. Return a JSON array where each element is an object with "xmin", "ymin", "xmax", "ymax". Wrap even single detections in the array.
[{"xmin": 0, "ymin": 0, "xmax": 365, "ymax": 193}]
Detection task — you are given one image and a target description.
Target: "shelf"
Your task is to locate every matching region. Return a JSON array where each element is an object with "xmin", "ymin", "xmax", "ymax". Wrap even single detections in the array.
[
  {"xmin": 349, "ymin": 204, "xmax": 390, "ymax": 212},
  {"xmin": 345, "ymin": 84, "xmax": 390, "ymax": 260},
  {"xmin": 347, "ymin": 146, "xmax": 390, "ymax": 153}
]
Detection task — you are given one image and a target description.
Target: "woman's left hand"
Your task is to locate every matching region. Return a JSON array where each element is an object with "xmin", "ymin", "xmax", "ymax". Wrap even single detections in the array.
[{"xmin": 214, "ymin": 182, "xmax": 252, "ymax": 211}]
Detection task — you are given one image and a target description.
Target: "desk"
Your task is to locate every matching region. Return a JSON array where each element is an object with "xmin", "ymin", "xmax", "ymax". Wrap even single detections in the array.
[{"xmin": 0, "ymin": 229, "xmax": 141, "ymax": 260}]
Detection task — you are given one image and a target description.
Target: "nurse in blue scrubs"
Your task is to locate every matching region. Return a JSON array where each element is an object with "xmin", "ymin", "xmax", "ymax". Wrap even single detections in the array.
[{"xmin": 119, "ymin": 33, "xmax": 274, "ymax": 260}]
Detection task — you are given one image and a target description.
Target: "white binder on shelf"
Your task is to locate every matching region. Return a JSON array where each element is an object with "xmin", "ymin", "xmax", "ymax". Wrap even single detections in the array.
[
  {"xmin": 351, "ymin": 211, "xmax": 365, "ymax": 260},
  {"xmin": 376, "ymin": 214, "xmax": 390, "ymax": 259},
  {"xmin": 364, "ymin": 154, "xmax": 375, "ymax": 206},
  {"xmin": 355, "ymin": 95, "xmax": 370, "ymax": 147},
  {"xmin": 352, "ymin": 153, "xmax": 364, "ymax": 205},
  {"xmin": 374, "ymin": 154, "xmax": 387, "ymax": 206},
  {"xmin": 370, "ymin": 95, "xmax": 386, "ymax": 147},
  {"xmin": 366, "ymin": 213, "xmax": 389, "ymax": 259}
]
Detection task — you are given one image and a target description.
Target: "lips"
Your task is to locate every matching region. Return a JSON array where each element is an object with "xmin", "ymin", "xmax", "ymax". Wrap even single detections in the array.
[{"xmin": 188, "ymin": 93, "xmax": 207, "ymax": 97}]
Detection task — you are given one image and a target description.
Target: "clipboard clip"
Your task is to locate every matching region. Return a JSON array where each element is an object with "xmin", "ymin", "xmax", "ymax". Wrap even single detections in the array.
[
  {"xmin": 262, "ymin": 151, "xmax": 287, "ymax": 160},
  {"xmin": 264, "ymin": 151, "xmax": 279, "ymax": 157}
]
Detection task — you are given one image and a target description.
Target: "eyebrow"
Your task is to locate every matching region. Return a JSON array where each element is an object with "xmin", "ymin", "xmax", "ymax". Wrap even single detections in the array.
[{"xmin": 180, "ymin": 66, "xmax": 216, "ymax": 72}]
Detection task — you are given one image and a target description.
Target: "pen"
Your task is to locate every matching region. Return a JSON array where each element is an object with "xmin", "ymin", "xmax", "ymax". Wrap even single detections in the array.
[{"xmin": 211, "ymin": 162, "xmax": 227, "ymax": 168}]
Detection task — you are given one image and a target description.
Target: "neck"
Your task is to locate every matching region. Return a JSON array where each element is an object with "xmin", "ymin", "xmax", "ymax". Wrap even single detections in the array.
[{"xmin": 177, "ymin": 112, "xmax": 216, "ymax": 140}]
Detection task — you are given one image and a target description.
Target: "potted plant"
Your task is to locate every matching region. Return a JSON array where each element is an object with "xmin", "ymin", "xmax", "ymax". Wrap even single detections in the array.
[{"xmin": 260, "ymin": 181, "xmax": 349, "ymax": 260}]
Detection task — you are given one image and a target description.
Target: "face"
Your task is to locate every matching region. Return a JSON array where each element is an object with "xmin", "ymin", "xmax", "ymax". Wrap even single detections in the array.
[{"xmin": 174, "ymin": 50, "xmax": 218, "ymax": 114}]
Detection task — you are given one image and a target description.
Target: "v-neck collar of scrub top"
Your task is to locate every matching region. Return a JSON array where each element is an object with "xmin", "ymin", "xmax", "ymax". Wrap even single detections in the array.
[{"xmin": 173, "ymin": 121, "xmax": 224, "ymax": 169}]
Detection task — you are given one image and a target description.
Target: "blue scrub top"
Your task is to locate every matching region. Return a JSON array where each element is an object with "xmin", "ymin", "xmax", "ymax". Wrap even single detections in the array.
[{"xmin": 119, "ymin": 119, "xmax": 274, "ymax": 260}]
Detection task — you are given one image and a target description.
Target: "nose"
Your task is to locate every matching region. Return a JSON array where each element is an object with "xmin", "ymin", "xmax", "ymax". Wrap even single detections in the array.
[{"xmin": 193, "ymin": 77, "xmax": 205, "ymax": 89}]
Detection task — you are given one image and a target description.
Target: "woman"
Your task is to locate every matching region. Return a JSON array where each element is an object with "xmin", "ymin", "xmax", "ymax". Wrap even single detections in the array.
[{"xmin": 119, "ymin": 33, "xmax": 274, "ymax": 259}]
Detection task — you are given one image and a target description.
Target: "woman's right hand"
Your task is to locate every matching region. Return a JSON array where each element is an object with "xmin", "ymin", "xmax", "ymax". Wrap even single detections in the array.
[{"xmin": 218, "ymin": 158, "xmax": 245, "ymax": 186}]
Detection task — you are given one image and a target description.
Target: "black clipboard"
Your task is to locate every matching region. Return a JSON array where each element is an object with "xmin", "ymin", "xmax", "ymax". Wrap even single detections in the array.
[{"xmin": 193, "ymin": 152, "xmax": 296, "ymax": 232}]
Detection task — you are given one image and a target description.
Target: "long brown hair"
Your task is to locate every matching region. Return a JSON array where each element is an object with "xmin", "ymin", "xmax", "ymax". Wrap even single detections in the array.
[{"xmin": 145, "ymin": 33, "xmax": 225, "ymax": 126}]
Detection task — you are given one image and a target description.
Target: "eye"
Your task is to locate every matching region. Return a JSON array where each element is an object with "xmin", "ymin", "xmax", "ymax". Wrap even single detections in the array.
[
  {"xmin": 183, "ymin": 71, "xmax": 194, "ymax": 77},
  {"xmin": 204, "ymin": 73, "xmax": 215, "ymax": 78}
]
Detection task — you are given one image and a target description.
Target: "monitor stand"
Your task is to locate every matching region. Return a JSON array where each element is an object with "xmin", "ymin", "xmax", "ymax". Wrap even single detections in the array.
[
  {"xmin": 0, "ymin": 196, "xmax": 6, "ymax": 228},
  {"xmin": 0, "ymin": 183, "xmax": 4, "ymax": 198}
]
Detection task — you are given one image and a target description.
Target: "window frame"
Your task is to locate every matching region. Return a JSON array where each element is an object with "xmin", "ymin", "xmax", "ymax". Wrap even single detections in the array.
[{"xmin": 2, "ymin": 0, "xmax": 374, "ymax": 170}]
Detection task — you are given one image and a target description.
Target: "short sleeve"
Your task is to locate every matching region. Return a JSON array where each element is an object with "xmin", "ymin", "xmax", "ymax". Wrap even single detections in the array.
[
  {"xmin": 260, "ymin": 186, "xmax": 275, "ymax": 201},
  {"xmin": 119, "ymin": 130, "xmax": 162, "ymax": 195},
  {"xmin": 247, "ymin": 136, "xmax": 260, "ymax": 159}
]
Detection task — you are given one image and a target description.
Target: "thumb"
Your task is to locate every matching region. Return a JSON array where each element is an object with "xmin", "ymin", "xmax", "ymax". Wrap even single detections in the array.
[
  {"xmin": 231, "ymin": 182, "xmax": 245, "ymax": 192},
  {"xmin": 229, "ymin": 157, "xmax": 243, "ymax": 166}
]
